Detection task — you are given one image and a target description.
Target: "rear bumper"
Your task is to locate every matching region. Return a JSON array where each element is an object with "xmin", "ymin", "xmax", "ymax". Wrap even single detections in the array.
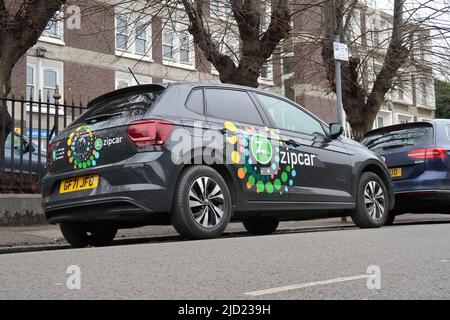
[
  {"xmin": 394, "ymin": 189, "xmax": 450, "ymax": 213},
  {"xmin": 41, "ymin": 153, "xmax": 182, "ymax": 224}
]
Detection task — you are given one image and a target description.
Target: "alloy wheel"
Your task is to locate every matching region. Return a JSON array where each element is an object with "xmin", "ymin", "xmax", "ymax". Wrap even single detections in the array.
[
  {"xmin": 364, "ymin": 180, "xmax": 385, "ymax": 220},
  {"xmin": 188, "ymin": 177, "xmax": 225, "ymax": 228}
]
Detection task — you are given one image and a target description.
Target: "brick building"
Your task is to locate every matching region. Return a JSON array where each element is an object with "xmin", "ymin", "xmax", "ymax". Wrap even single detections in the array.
[{"xmin": 7, "ymin": 0, "xmax": 435, "ymax": 140}]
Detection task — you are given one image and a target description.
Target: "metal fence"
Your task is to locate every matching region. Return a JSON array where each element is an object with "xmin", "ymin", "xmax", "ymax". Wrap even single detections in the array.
[{"xmin": 0, "ymin": 95, "xmax": 87, "ymax": 193}]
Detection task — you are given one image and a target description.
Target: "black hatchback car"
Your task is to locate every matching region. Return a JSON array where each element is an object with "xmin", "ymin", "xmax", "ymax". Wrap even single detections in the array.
[{"xmin": 42, "ymin": 83, "xmax": 394, "ymax": 247}]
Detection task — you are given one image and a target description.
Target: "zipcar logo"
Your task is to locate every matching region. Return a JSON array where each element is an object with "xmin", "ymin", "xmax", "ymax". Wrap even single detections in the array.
[{"xmin": 250, "ymin": 134, "xmax": 273, "ymax": 165}]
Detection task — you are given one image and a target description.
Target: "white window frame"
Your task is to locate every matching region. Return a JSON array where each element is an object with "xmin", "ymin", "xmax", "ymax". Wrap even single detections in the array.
[
  {"xmin": 210, "ymin": 0, "xmax": 233, "ymax": 20},
  {"xmin": 396, "ymin": 112, "xmax": 414, "ymax": 124},
  {"xmin": 115, "ymin": 71, "xmax": 152, "ymax": 89},
  {"xmin": 115, "ymin": 13, "xmax": 152, "ymax": 62},
  {"xmin": 162, "ymin": 23, "xmax": 195, "ymax": 70},
  {"xmin": 259, "ymin": 56, "xmax": 274, "ymax": 85},
  {"xmin": 373, "ymin": 110, "xmax": 393, "ymax": 129},
  {"xmin": 39, "ymin": 9, "xmax": 65, "ymax": 46},
  {"xmin": 26, "ymin": 56, "xmax": 64, "ymax": 115}
]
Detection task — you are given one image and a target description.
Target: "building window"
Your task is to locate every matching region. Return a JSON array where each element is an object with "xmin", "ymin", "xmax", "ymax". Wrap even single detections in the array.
[
  {"xmin": 377, "ymin": 116, "xmax": 384, "ymax": 128},
  {"xmin": 179, "ymin": 33, "xmax": 190, "ymax": 63},
  {"xmin": 210, "ymin": 0, "xmax": 232, "ymax": 17},
  {"xmin": 395, "ymin": 80, "xmax": 404, "ymax": 101},
  {"xmin": 116, "ymin": 17, "xmax": 128, "ymax": 50},
  {"xmin": 259, "ymin": 57, "xmax": 274, "ymax": 83},
  {"xmin": 43, "ymin": 69, "xmax": 57, "ymax": 102},
  {"xmin": 135, "ymin": 22, "xmax": 147, "ymax": 55},
  {"xmin": 26, "ymin": 66, "xmax": 35, "ymax": 99},
  {"xmin": 40, "ymin": 9, "xmax": 64, "ymax": 44},
  {"xmin": 162, "ymin": 31, "xmax": 174, "ymax": 60},
  {"xmin": 372, "ymin": 28, "xmax": 380, "ymax": 47},
  {"xmin": 162, "ymin": 23, "xmax": 195, "ymax": 68},
  {"xmin": 115, "ymin": 15, "xmax": 151, "ymax": 59},
  {"xmin": 420, "ymin": 80, "xmax": 427, "ymax": 106},
  {"xmin": 26, "ymin": 56, "xmax": 64, "ymax": 106}
]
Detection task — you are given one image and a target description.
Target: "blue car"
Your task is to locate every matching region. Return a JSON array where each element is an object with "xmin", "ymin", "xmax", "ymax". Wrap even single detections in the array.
[
  {"xmin": 2, "ymin": 131, "xmax": 47, "ymax": 179},
  {"xmin": 361, "ymin": 120, "xmax": 450, "ymax": 224}
]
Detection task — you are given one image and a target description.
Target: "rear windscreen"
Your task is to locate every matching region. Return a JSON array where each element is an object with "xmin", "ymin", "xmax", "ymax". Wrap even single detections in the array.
[
  {"xmin": 361, "ymin": 124, "xmax": 434, "ymax": 150},
  {"xmin": 71, "ymin": 89, "xmax": 164, "ymax": 127}
]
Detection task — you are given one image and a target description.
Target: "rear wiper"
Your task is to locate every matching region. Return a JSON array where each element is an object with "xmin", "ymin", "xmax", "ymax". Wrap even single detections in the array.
[{"xmin": 85, "ymin": 112, "xmax": 122, "ymax": 123}]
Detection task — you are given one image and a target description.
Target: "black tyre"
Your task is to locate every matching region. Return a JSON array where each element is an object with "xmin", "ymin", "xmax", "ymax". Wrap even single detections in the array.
[
  {"xmin": 170, "ymin": 166, "xmax": 232, "ymax": 239},
  {"xmin": 384, "ymin": 212, "xmax": 396, "ymax": 226},
  {"xmin": 60, "ymin": 222, "xmax": 117, "ymax": 248},
  {"xmin": 243, "ymin": 217, "xmax": 279, "ymax": 235},
  {"xmin": 351, "ymin": 172, "xmax": 389, "ymax": 228}
]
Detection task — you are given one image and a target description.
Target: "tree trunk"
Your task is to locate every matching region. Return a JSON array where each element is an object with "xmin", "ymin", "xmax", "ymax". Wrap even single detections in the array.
[
  {"xmin": 321, "ymin": 0, "xmax": 409, "ymax": 141},
  {"xmin": 0, "ymin": 72, "xmax": 13, "ymax": 168}
]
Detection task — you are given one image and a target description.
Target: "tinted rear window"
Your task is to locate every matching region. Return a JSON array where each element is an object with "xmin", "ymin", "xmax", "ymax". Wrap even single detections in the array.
[
  {"xmin": 71, "ymin": 89, "xmax": 164, "ymax": 127},
  {"xmin": 362, "ymin": 124, "xmax": 434, "ymax": 150},
  {"xmin": 205, "ymin": 89, "xmax": 264, "ymax": 125}
]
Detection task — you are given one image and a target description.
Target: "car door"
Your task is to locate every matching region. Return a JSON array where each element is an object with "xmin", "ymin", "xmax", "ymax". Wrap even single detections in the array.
[
  {"xmin": 253, "ymin": 92, "xmax": 353, "ymax": 204},
  {"xmin": 203, "ymin": 87, "xmax": 288, "ymax": 202}
]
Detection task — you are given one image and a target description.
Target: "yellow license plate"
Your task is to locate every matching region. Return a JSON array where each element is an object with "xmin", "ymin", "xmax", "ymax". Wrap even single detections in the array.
[
  {"xmin": 59, "ymin": 175, "xmax": 99, "ymax": 194},
  {"xmin": 389, "ymin": 167, "xmax": 402, "ymax": 178}
]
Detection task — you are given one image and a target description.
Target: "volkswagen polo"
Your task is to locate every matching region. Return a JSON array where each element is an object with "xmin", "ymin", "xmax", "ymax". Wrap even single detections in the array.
[{"xmin": 41, "ymin": 83, "xmax": 394, "ymax": 247}]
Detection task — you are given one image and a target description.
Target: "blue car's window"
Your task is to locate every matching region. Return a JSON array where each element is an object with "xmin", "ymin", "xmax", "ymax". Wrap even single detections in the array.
[{"xmin": 362, "ymin": 124, "xmax": 433, "ymax": 150}]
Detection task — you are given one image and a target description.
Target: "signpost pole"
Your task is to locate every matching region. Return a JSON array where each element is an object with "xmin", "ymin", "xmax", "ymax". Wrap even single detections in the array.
[
  {"xmin": 335, "ymin": 37, "xmax": 344, "ymax": 127},
  {"xmin": 334, "ymin": 35, "xmax": 345, "ymax": 129}
]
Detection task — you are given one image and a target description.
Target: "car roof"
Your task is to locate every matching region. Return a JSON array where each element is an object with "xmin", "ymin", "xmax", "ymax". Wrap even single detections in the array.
[
  {"xmin": 87, "ymin": 81, "xmax": 283, "ymax": 107},
  {"xmin": 363, "ymin": 120, "xmax": 440, "ymax": 137}
]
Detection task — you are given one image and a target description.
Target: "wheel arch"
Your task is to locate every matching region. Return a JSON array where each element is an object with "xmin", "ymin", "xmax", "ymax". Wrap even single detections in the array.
[
  {"xmin": 171, "ymin": 150, "xmax": 241, "ymax": 213},
  {"xmin": 357, "ymin": 160, "xmax": 395, "ymax": 210}
]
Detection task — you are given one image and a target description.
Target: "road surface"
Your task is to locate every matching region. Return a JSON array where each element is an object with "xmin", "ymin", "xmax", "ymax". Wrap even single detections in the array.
[{"xmin": 1, "ymin": 219, "xmax": 449, "ymax": 299}]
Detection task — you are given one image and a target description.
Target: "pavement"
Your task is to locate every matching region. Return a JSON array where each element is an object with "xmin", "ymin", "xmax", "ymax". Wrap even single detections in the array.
[{"xmin": 0, "ymin": 214, "xmax": 450, "ymax": 299}]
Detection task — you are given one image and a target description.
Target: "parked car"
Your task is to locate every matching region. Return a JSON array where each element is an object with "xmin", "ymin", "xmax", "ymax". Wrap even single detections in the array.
[
  {"xmin": 3, "ymin": 131, "xmax": 46, "ymax": 179},
  {"xmin": 42, "ymin": 83, "xmax": 394, "ymax": 247},
  {"xmin": 361, "ymin": 120, "xmax": 450, "ymax": 224}
]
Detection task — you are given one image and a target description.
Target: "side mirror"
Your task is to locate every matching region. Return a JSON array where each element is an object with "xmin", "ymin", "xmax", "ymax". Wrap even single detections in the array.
[
  {"xmin": 329, "ymin": 123, "xmax": 344, "ymax": 139},
  {"xmin": 22, "ymin": 143, "xmax": 35, "ymax": 154}
]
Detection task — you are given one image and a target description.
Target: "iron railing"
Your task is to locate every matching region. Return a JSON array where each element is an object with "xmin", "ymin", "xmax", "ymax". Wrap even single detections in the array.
[{"xmin": 0, "ymin": 95, "xmax": 87, "ymax": 193}]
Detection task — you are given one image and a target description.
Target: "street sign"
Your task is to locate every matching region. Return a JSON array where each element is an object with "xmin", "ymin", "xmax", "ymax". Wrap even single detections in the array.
[{"xmin": 333, "ymin": 42, "xmax": 349, "ymax": 61}]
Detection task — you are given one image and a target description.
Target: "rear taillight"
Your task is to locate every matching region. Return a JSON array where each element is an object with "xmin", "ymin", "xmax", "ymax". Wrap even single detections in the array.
[
  {"xmin": 407, "ymin": 148, "xmax": 448, "ymax": 159},
  {"xmin": 127, "ymin": 120, "xmax": 174, "ymax": 148},
  {"xmin": 46, "ymin": 143, "xmax": 53, "ymax": 168}
]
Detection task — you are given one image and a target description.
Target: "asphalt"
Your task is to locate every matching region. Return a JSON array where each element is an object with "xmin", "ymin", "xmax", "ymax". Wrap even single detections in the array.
[{"xmin": 0, "ymin": 215, "xmax": 449, "ymax": 299}]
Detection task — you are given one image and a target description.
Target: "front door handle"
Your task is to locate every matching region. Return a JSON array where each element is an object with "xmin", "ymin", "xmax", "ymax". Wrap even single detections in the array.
[{"xmin": 286, "ymin": 139, "xmax": 300, "ymax": 147}]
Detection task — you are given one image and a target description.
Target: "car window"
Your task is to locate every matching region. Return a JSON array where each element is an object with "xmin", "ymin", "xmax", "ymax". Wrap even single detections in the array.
[
  {"xmin": 186, "ymin": 89, "xmax": 204, "ymax": 114},
  {"xmin": 362, "ymin": 123, "xmax": 433, "ymax": 151},
  {"xmin": 4, "ymin": 133, "xmax": 23, "ymax": 150},
  {"xmin": 255, "ymin": 93, "xmax": 326, "ymax": 136},
  {"xmin": 205, "ymin": 89, "xmax": 264, "ymax": 125}
]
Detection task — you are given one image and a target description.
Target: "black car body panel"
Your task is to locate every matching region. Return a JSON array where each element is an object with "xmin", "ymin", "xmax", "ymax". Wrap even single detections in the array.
[{"xmin": 42, "ymin": 82, "xmax": 393, "ymax": 226}]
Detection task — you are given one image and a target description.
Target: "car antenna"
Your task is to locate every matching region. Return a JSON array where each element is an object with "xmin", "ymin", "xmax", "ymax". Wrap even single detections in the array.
[{"xmin": 128, "ymin": 67, "xmax": 140, "ymax": 85}]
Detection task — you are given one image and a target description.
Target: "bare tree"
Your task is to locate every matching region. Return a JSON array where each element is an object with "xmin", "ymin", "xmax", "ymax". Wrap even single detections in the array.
[
  {"xmin": 181, "ymin": 0, "xmax": 291, "ymax": 87},
  {"xmin": 0, "ymin": 0, "xmax": 64, "ymax": 166},
  {"xmin": 321, "ymin": 0, "xmax": 411, "ymax": 140}
]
